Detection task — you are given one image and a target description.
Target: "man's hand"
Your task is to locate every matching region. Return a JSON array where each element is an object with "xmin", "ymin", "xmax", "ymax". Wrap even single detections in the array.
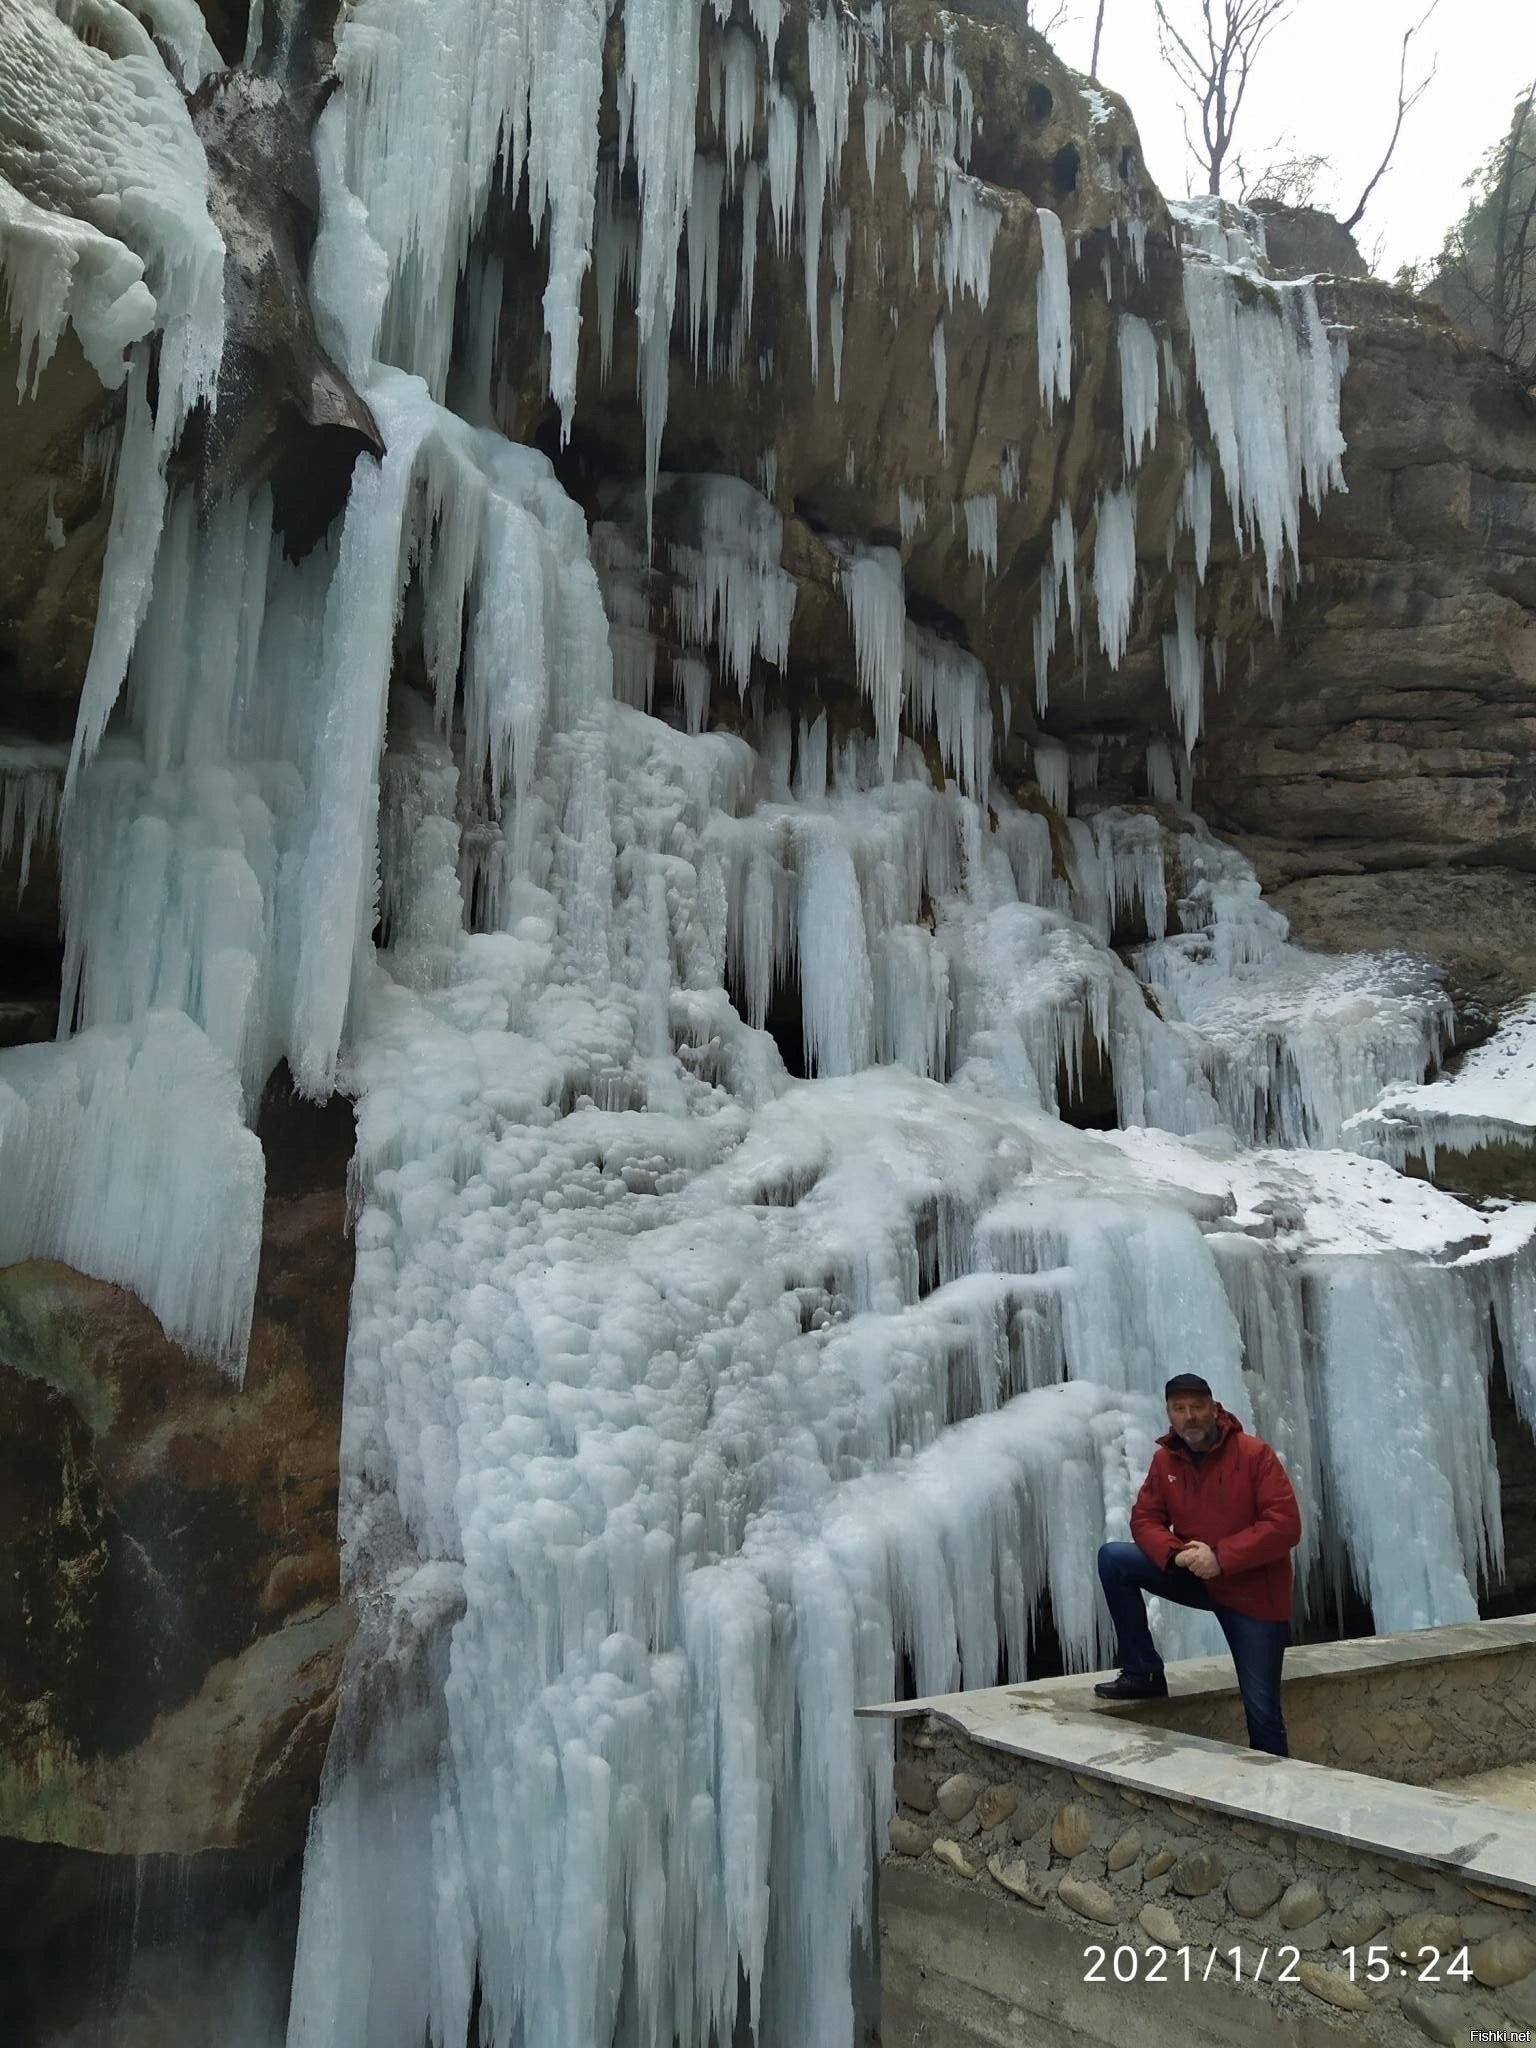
[{"xmin": 1174, "ymin": 1542, "xmax": 1220, "ymax": 1580}]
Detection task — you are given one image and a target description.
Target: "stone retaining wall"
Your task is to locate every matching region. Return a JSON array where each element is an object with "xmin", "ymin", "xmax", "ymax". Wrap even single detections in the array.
[
  {"xmin": 881, "ymin": 1716, "xmax": 1536, "ymax": 2046},
  {"xmin": 1096, "ymin": 1641, "xmax": 1536, "ymax": 1787}
]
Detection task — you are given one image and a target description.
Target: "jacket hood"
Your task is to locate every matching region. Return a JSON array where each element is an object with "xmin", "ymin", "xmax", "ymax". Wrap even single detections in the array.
[{"xmin": 1158, "ymin": 1402, "xmax": 1243, "ymax": 1457}]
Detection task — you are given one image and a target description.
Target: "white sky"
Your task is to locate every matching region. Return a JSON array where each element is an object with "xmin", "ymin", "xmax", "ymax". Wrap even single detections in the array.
[{"xmin": 1046, "ymin": 0, "xmax": 1536, "ymax": 275}]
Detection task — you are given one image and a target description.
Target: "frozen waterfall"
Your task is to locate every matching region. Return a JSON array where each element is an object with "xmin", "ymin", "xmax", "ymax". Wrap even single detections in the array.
[{"xmin": 3, "ymin": 3, "xmax": 1533, "ymax": 2046}]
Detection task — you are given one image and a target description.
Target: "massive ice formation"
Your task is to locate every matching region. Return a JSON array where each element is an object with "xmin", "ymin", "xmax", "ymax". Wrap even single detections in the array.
[{"xmin": 3, "ymin": 4, "xmax": 1533, "ymax": 2046}]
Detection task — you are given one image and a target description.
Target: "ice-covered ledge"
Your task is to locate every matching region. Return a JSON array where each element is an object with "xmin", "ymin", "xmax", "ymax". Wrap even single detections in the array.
[{"xmin": 859, "ymin": 1614, "xmax": 1536, "ymax": 1895}]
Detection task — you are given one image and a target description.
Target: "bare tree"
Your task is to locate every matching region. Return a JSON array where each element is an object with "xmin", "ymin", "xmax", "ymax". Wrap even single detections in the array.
[
  {"xmin": 1154, "ymin": 0, "xmax": 1294, "ymax": 197},
  {"xmin": 1241, "ymin": 149, "xmax": 1330, "ymax": 209},
  {"xmin": 1019, "ymin": 0, "xmax": 1076, "ymax": 32},
  {"xmin": 1340, "ymin": 1, "xmax": 1440, "ymax": 231},
  {"xmin": 1090, "ymin": 0, "xmax": 1107, "ymax": 74}
]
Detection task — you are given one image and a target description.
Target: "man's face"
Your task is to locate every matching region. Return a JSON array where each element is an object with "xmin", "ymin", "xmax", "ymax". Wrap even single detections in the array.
[{"xmin": 1167, "ymin": 1392, "xmax": 1218, "ymax": 1448}]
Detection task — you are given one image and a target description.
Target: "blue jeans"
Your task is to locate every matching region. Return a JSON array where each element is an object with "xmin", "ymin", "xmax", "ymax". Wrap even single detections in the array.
[{"xmin": 1096, "ymin": 1541, "xmax": 1290, "ymax": 1756}]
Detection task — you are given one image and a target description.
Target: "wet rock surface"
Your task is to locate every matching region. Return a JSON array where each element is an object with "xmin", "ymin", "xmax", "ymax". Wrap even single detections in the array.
[{"xmin": 0, "ymin": 1076, "xmax": 354, "ymax": 1866}]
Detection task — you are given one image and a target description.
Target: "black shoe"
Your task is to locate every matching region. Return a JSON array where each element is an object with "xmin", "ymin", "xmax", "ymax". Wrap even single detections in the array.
[{"xmin": 1093, "ymin": 1670, "xmax": 1169, "ymax": 1700}]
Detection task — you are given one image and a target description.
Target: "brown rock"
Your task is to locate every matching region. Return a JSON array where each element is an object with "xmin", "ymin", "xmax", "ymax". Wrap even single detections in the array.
[
  {"xmin": 1226, "ymin": 1866, "xmax": 1284, "ymax": 1918},
  {"xmin": 1138, "ymin": 1904, "xmax": 1181, "ymax": 1946},
  {"xmin": 1470, "ymin": 1928, "xmax": 1536, "ymax": 1988},
  {"xmin": 0, "ymin": 1078, "xmax": 355, "ymax": 1860},
  {"xmin": 975, "ymin": 1783, "xmax": 1018, "ymax": 1830},
  {"xmin": 1105, "ymin": 1829, "xmax": 1141, "ymax": 1873},
  {"xmin": 1050, "ymin": 1802, "xmax": 1094, "ymax": 1858},
  {"xmin": 1297, "ymin": 1962, "xmax": 1371, "ymax": 2013},
  {"xmin": 1465, "ymin": 1881, "xmax": 1533, "ymax": 1912},
  {"xmin": 936, "ymin": 1773, "xmax": 983, "ymax": 1822},
  {"xmin": 1057, "ymin": 1877, "xmax": 1122, "ymax": 1926},
  {"xmin": 892, "ymin": 1759, "xmax": 935, "ymax": 1813},
  {"xmin": 931, "ymin": 1838, "xmax": 977, "ymax": 1881},
  {"xmin": 1391, "ymin": 1912, "xmax": 1462, "ymax": 1961},
  {"xmin": 1308, "ymin": 1838, "xmax": 1353, "ymax": 1870},
  {"xmin": 1401, "ymin": 1989, "xmax": 1463, "ymax": 2045},
  {"xmin": 1143, "ymin": 1848, "xmax": 1177, "ymax": 1879},
  {"xmin": 1329, "ymin": 1896, "xmax": 1387, "ymax": 1948},
  {"xmin": 1170, "ymin": 1850, "xmax": 1225, "ymax": 1898},
  {"xmin": 987, "ymin": 1855, "xmax": 1049, "ymax": 1908},
  {"xmin": 888, "ymin": 1818, "xmax": 928, "ymax": 1857},
  {"xmin": 1278, "ymin": 1879, "xmax": 1328, "ymax": 1931},
  {"xmin": 1010, "ymin": 1800, "xmax": 1049, "ymax": 1844}
]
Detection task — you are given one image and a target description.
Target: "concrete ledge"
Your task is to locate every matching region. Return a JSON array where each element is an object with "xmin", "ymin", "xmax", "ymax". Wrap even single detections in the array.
[
  {"xmin": 884, "ymin": 1688, "xmax": 1536, "ymax": 1895},
  {"xmin": 858, "ymin": 1613, "xmax": 1536, "ymax": 1725},
  {"xmin": 860, "ymin": 1616, "xmax": 1536, "ymax": 1892}
]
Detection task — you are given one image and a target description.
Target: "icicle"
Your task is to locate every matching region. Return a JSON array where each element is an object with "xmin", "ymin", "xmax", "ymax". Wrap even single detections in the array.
[
  {"xmin": 685, "ymin": 155, "xmax": 726, "ymax": 370},
  {"xmin": 733, "ymin": 163, "xmax": 763, "ymax": 374},
  {"xmin": 1035, "ymin": 207, "xmax": 1071, "ymax": 417},
  {"xmin": 930, "ymin": 318, "xmax": 947, "ymax": 450},
  {"xmin": 1145, "ymin": 740, "xmax": 1179, "ymax": 803},
  {"xmin": 669, "ymin": 476, "xmax": 797, "ymax": 694},
  {"xmin": 905, "ymin": 621, "xmax": 991, "ymax": 800},
  {"xmin": 0, "ymin": 740, "xmax": 65, "ymax": 896},
  {"xmin": 863, "ymin": 88, "xmax": 894, "ymax": 189},
  {"xmin": 1092, "ymin": 486, "xmax": 1137, "ymax": 669},
  {"xmin": 898, "ymin": 486, "xmax": 926, "ymax": 543},
  {"xmin": 1118, "ymin": 313, "xmax": 1160, "ymax": 472},
  {"xmin": 767, "ymin": 86, "xmax": 800, "ymax": 252},
  {"xmin": 802, "ymin": 110, "xmax": 825, "ymax": 382},
  {"xmin": 807, "ymin": 2, "xmax": 852, "ymax": 204},
  {"xmin": 1160, "ymin": 571, "xmax": 1204, "ymax": 748},
  {"xmin": 0, "ymin": 1014, "xmax": 263, "ymax": 1370},
  {"xmin": 1033, "ymin": 739, "xmax": 1069, "ymax": 814},
  {"xmin": 1177, "ymin": 452, "xmax": 1213, "ymax": 582},
  {"xmin": 939, "ymin": 174, "xmax": 1000, "ymax": 308},
  {"xmin": 721, "ymin": 26, "xmax": 758, "ymax": 186},
  {"xmin": 963, "ymin": 494, "xmax": 997, "ymax": 576},
  {"xmin": 839, "ymin": 545, "xmax": 906, "ymax": 776},
  {"xmin": 1180, "ymin": 244, "xmax": 1346, "ymax": 594}
]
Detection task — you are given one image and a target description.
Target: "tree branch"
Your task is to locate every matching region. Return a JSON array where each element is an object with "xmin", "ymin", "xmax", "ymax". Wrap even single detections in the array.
[{"xmin": 1341, "ymin": 0, "xmax": 1442, "ymax": 231}]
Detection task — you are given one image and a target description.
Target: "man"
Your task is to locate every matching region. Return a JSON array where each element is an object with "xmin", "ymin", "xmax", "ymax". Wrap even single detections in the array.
[{"xmin": 1094, "ymin": 1373, "xmax": 1301, "ymax": 1756}]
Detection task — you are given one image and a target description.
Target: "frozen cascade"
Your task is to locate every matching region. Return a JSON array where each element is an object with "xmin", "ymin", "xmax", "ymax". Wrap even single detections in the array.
[
  {"xmin": 1346, "ymin": 997, "xmax": 1536, "ymax": 1171},
  {"xmin": 1176, "ymin": 203, "xmax": 1346, "ymax": 597},
  {"xmin": 1136, "ymin": 824, "xmax": 1453, "ymax": 1149}
]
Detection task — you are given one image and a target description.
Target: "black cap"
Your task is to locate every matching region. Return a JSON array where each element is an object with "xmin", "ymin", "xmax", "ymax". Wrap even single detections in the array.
[{"xmin": 1164, "ymin": 1373, "xmax": 1213, "ymax": 1400}]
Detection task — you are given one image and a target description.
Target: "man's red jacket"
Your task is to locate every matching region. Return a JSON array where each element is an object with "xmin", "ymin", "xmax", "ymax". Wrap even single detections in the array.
[{"xmin": 1129, "ymin": 1406, "xmax": 1301, "ymax": 1622}]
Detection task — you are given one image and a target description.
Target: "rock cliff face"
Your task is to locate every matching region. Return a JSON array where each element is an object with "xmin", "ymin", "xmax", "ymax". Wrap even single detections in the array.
[
  {"xmin": 0, "ymin": 1078, "xmax": 352, "ymax": 2039},
  {"xmin": 4, "ymin": 0, "xmax": 1536, "ymax": 2031},
  {"xmin": 1200, "ymin": 272, "xmax": 1536, "ymax": 1016}
]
